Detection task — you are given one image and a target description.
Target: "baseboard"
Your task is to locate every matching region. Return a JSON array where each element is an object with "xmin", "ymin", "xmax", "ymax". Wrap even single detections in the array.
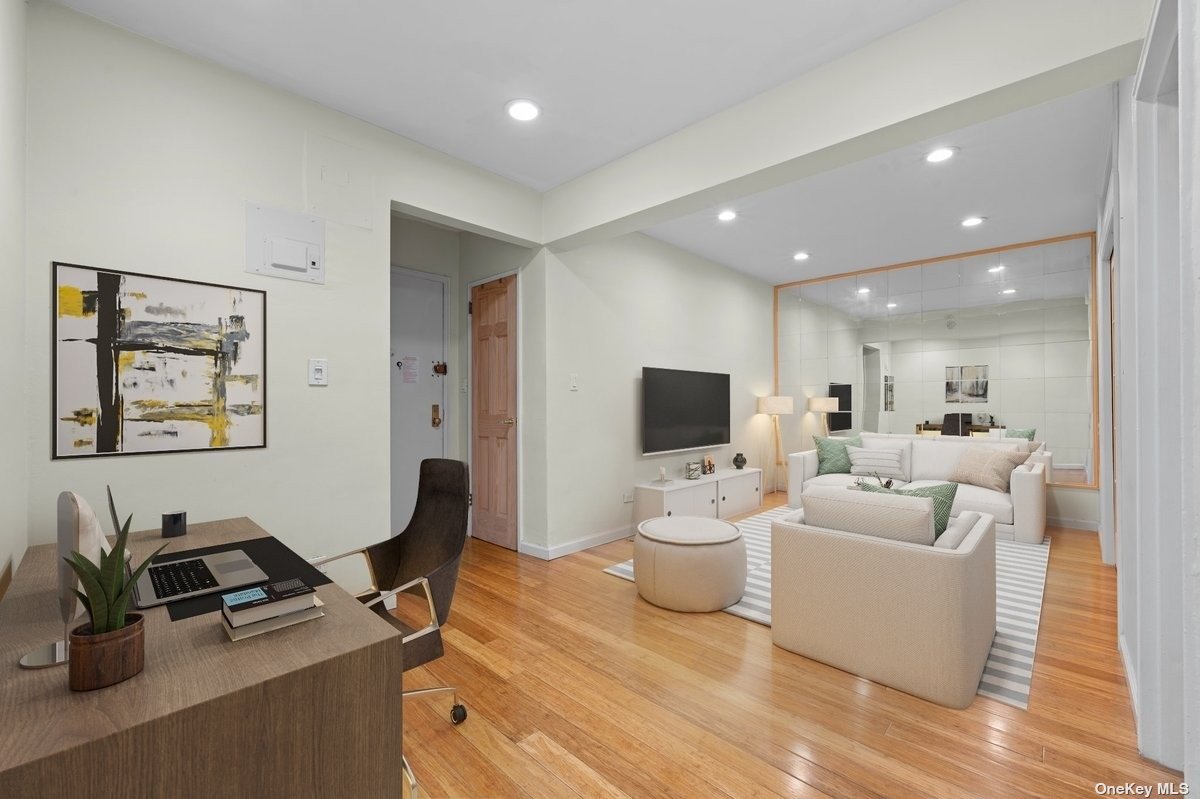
[
  {"xmin": 1047, "ymin": 516, "xmax": 1099, "ymax": 532},
  {"xmin": 1119, "ymin": 633, "xmax": 1139, "ymax": 724},
  {"xmin": 518, "ymin": 524, "xmax": 634, "ymax": 561}
]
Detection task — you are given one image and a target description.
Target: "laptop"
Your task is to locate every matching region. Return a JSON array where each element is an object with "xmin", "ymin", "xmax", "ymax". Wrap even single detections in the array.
[{"xmin": 104, "ymin": 485, "xmax": 270, "ymax": 608}]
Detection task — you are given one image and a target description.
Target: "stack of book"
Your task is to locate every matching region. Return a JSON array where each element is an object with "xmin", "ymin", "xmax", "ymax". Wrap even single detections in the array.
[{"xmin": 220, "ymin": 578, "xmax": 323, "ymax": 641}]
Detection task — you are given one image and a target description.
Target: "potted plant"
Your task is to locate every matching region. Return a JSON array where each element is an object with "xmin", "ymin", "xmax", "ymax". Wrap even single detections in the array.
[{"xmin": 64, "ymin": 514, "xmax": 165, "ymax": 691}]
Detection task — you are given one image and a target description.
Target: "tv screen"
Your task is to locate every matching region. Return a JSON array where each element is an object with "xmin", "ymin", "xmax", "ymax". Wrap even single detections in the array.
[{"xmin": 642, "ymin": 367, "xmax": 730, "ymax": 455}]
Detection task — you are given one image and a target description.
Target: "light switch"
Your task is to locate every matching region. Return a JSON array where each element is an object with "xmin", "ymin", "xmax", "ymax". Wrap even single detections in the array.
[
  {"xmin": 569, "ymin": 373, "xmax": 579, "ymax": 391},
  {"xmin": 308, "ymin": 358, "xmax": 329, "ymax": 386}
]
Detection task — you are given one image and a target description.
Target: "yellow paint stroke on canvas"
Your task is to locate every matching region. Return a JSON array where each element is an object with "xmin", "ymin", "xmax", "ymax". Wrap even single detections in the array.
[
  {"xmin": 125, "ymin": 291, "xmax": 147, "ymax": 299},
  {"xmin": 61, "ymin": 408, "xmax": 97, "ymax": 426},
  {"xmin": 73, "ymin": 439, "xmax": 93, "ymax": 448},
  {"xmin": 128, "ymin": 399, "xmax": 230, "ymax": 447},
  {"xmin": 57, "ymin": 286, "xmax": 90, "ymax": 318},
  {"xmin": 117, "ymin": 351, "xmax": 137, "ymax": 373}
]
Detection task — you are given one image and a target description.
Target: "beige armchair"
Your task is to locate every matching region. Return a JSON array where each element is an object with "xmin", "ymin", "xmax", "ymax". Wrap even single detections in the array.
[{"xmin": 771, "ymin": 493, "xmax": 996, "ymax": 708}]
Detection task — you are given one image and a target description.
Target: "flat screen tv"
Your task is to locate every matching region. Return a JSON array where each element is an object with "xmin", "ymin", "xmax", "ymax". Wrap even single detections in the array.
[
  {"xmin": 642, "ymin": 367, "xmax": 730, "ymax": 455},
  {"xmin": 829, "ymin": 383, "xmax": 852, "ymax": 432}
]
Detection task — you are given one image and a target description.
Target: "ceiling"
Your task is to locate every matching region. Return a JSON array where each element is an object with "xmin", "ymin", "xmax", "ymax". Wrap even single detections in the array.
[
  {"xmin": 644, "ymin": 85, "xmax": 1113, "ymax": 285},
  {"xmin": 51, "ymin": 0, "xmax": 960, "ymax": 191},
  {"xmin": 780, "ymin": 236, "xmax": 1092, "ymax": 321}
]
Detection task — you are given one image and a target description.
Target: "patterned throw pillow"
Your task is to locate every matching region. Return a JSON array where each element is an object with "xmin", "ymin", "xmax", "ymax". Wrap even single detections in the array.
[
  {"xmin": 1005, "ymin": 428, "xmax": 1037, "ymax": 441},
  {"xmin": 846, "ymin": 445, "xmax": 906, "ymax": 481},
  {"xmin": 858, "ymin": 481, "xmax": 958, "ymax": 538},
  {"xmin": 813, "ymin": 434, "xmax": 862, "ymax": 475},
  {"xmin": 950, "ymin": 446, "xmax": 1031, "ymax": 493}
]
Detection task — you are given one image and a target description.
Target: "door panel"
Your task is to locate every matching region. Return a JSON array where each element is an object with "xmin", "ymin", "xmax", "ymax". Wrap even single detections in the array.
[
  {"xmin": 390, "ymin": 270, "xmax": 446, "ymax": 533},
  {"xmin": 471, "ymin": 276, "xmax": 518, "ymax": 549}
]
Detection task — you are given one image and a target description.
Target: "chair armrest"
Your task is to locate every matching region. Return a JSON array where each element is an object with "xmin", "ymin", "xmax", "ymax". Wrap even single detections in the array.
[
  {"xmin": 362, "ymin": 575, "xmax": 440, "ymax": 645},
  {"xmin": 309, "ymin": 547, "xmax": 367, "ymax": 568},
  {"xmin": 1010, "ymin": 462, "xmax": 1047, "ymax": 544},
  {"xmin": 787, "ymin": 450, "xmax": 818, "ymax": 507}
]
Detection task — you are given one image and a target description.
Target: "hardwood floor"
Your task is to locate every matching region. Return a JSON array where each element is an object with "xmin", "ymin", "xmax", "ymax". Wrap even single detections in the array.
[{"xmin": 397, "ymin": 493, "xmax": 1182, "ymax": 798}]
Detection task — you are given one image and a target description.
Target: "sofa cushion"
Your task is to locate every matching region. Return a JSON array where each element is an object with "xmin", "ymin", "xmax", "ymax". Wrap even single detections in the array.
[
  {"xmin": 813, "ymin": 435, "xmax": 861, "ymax": 475},
  {"xmin": 1005, "ymin": 428, "xmax": 1037, "ymax": 441},
  {"xmin": 909, "ymin": 437, "xmax": 1024, "ymax": 482},
  {"xmin": 846, "ymin": 444, "xmax": 907, "ymax": 481},
  {"xmin": 799, "ymin": 485, "xmax": 934, "ymax": 545},
  {"xmin": 858, "ymin": 481, "xmax": 957, "ymax": 538},
  {"xmin": 935, "ymin": 511, "xmax": 981, "ymax": 550},
  {"xmin": 950, "ymin": 446, "xmax": 1031, "ymax": 492},
  {"xmin": 802, "ymin": 473, "xmax": 868, "ymax": 492},
  {"xmin": 905, "ymin": 480, "xmax": 1014, "ymax": 525}
]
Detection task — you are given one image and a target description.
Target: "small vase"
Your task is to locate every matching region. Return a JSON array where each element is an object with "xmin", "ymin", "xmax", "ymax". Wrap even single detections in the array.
[
  {"xmin": 69, "ymin": 613, "xmax": 145, "ymax": 691},
  {"xmin": 732, "ymin": 453, "xmax": 747, "ymax": 469}
]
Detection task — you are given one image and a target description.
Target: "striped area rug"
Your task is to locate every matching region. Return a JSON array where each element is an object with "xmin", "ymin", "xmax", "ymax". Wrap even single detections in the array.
[{"xmin": 604, "ymin": 506, "xmax": 1050, "ymax": 709}]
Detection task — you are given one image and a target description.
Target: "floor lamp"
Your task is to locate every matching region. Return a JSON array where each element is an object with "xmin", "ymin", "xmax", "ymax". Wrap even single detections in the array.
[
  {"xmin": 808, "ymin": 396, "xmax": 839, "ymax": 437},
  {"xmin": 757, "ymin": 396, "xmax": 794, "ymax": 494}
]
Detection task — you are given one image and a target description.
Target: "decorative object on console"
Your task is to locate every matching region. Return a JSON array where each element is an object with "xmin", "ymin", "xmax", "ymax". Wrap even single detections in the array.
[
  {"xmin": 857, "ymin": 481, "xmax": 958, "ymax": 538},
  {"xmin": 807, "ymin": 396, "xmax": 839, "ymax": 437},
  {"xmin": 685, "ymin": 462, "xmax": 701, "ymax": 480},
  {"xmin": 732, "ymin": 452, "xmax": 747, "ymax": 470},
  {"xmin": 813, "ymin": 434, "xmax": 862, "ymax": 475},
  {"xmin": 54, "ymin": 262, "xmax": 266, "ymax": 458},
  {"xmin": 64, "ymin": 511, "xmax": 167, "ymax": 691},
  {"xmin": 701, "ymin": 455, "xmax": 715, "ymax": 475}
]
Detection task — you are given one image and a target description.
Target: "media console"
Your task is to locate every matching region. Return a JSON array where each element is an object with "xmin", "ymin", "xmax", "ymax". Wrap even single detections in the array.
[{"xmin": 633, "ymin": 467, "xmax": 762, "ymax": 523}]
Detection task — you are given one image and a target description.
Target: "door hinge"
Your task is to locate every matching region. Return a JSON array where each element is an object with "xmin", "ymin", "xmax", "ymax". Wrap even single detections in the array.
[
  {"xmin": 468, "ymin": 492, "xmax": 473, "ymax": 507},
  {"xmin": 468, "ymin": 301, "xmax": 472, "ymax": 314}
]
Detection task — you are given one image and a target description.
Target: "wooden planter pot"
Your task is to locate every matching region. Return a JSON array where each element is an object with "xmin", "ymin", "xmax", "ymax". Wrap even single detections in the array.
[{"xmin": 68, "ymin": 614, "xmax": 145, "ymax": 691}]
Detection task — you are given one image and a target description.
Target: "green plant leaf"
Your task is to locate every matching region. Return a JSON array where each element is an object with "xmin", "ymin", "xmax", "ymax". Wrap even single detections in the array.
[
  {"xmin": 112, "ymin": 542, "xmax": 169, "ymax": 625},
  {"xmin": 99, "ymin": 536, "xmax": 124, "ymax": 609},
  {"xmin": 71, "ymin": 588, "xmax": 92, "ymax": 621},
  {"xmin": 65, "ymin": 553, "xmax": 110, "ymax": 634}
]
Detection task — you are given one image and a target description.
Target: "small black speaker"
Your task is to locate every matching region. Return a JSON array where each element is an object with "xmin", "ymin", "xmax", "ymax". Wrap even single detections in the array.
[{"xmin": 161, "ymin": 511, "xmax": 187, "ymax": 538}]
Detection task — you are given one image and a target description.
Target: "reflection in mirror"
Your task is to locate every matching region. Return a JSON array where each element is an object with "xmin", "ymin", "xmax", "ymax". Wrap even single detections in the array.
[{"xmin": 775, "ymin": 234, "xmax": 1095, "ymax": 486}]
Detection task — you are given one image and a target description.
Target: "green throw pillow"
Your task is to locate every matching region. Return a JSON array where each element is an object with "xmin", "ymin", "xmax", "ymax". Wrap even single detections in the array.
[
  {"xmin": 858, "ymin": 481, "xmax": 958, "ymax": 539},
  {"xmin": 813, "ymin": 434, "xmax": 862, "ymax": 475},
  {"xmin": 1005, "ymin": 428, "xmax": 1037, "ymax": 441}
]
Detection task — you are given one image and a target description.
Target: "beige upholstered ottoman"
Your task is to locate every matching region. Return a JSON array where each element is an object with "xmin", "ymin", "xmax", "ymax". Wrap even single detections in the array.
[{"xmin": 634, "ymin": 516, "xmax": 747, "ymax": 612}]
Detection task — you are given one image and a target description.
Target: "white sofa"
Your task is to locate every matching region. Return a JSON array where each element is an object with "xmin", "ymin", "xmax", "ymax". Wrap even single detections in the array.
[
  {"xmin": 772, "ymin": 486, "xmax": 997, "ymax": 708},
  {"xmin": 787, "ymin": 431, "xmax": 1047, "ymax": 544}
]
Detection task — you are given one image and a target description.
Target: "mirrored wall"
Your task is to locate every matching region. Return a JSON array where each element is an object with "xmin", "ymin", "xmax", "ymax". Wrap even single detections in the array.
[{"xmin": 775, "ymin": 234, "xmax": 1096, "ymax": 486}]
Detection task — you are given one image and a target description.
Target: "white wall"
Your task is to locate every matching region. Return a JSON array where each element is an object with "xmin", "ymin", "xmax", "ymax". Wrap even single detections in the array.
[
  {"xmin": 0, "ymin": 0, "xmax": 26, "ymax": 580},
  {"xmin": 24, "ymin": 4, "xmax": 539, "ymax": 559},
  {"xmin": 534, "ymin": 233, "xmax": 773, "ymax": 557}
]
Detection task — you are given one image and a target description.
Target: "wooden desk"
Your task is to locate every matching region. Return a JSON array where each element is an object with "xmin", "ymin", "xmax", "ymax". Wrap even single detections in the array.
[{"xmin": 0, "ymin": 518, "xmax": 403, "ymax": 798}]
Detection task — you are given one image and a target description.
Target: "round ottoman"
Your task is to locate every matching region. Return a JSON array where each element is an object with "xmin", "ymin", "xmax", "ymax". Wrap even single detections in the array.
[{"xmin": 634, "ymin": 516, "xmax": 746, "ymax": 612}]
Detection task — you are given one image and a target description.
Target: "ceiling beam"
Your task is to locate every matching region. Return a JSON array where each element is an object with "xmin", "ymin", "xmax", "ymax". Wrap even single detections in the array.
[{"xmin": 541, "ymin": 0, "xmax": 1152, "ymax": 252}]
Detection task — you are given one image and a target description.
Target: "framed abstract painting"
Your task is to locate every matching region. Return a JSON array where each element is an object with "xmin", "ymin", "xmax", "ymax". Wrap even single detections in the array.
[{"xmin": 53, "ymin": 262, "xmax": 266, "ymax": 458}]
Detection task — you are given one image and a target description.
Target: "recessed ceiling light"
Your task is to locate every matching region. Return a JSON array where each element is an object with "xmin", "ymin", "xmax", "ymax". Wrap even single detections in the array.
[
  {"xmin": 926, "ymin": 147, "xmax": 956, "ymax": 163},
  {"xmin": 887, "ymin": 302, "xmax": 898, "ymax": 308},
  {"xmin": 988, "ymin": 265, "xmax": 1005, "ymax": 273},
  {"xmin": 792, "ymin": 251, "xmax": 810, "ymax": 261},
  {"xmin": 717, "ymin": 209, "xmax": 737, "ymax": 222},
  {"xmin": 857, "ymin": 287, "xmax": 870, "ymax": 295},
  {"xmin": 505, "ymin": 99, "xmax": 540, "ymax": 121},
  {"xmin": 961, "ymin": 216, "xmax": 986, "ymax": 228},
  {"xmin": 1000, "ymin": 288, "xmax": 1016, "ymax": 295}
]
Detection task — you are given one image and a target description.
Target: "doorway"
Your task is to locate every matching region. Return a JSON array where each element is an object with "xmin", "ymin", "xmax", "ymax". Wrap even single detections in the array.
[
  {"xmin": 469, "ymin": 275, "xmax": 518, "ymax": 550},
  {"xmin": 861, "ymin": 345, "xmax": 881, "ymax": 433},
  {"xmin": 390, "ymin": 268, "xmax": 448, "ymax": 533}
]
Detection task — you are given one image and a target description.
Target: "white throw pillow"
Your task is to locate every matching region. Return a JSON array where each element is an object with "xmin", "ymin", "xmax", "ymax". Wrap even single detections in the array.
[
  {"xmin": 934, "ymin": 511, "xmax": 981, "ymax": 550},
  {"xmin": 847, "ymin": 445, "xmax": 906, "ymax": 481},
  {"xmin": 861, "ymin": 436, "xmax": 913, "ymax": 481}
]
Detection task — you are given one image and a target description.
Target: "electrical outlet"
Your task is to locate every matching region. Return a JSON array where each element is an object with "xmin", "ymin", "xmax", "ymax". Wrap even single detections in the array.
[{"xmin": 622, "ymin": 491, "xmax": 634, "ymax": 504}]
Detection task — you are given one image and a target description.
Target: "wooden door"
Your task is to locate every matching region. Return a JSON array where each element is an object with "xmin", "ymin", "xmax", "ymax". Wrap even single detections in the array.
[{"xmin": 471, "ymin": 276, "xmax": 518, "ymax": 549}]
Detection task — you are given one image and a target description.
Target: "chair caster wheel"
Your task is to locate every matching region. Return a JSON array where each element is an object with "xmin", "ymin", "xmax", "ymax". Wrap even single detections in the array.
[{"xmin": 451, "ymin": 704, "xmax": 467, "ymax": 725}]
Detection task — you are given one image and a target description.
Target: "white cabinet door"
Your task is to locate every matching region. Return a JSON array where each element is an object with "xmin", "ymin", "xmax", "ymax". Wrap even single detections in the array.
[
  {"xmin": 719, "ymin": 472, "xmax": 761, "ymax": 518},
  {"xmin": 665, "ymin": 482, "xmax": 719, "ymax": 518}
]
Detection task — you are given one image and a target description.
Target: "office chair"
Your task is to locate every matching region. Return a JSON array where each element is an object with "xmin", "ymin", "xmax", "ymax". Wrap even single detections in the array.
[
  {"xmin": 942, "ymin": 412, "xmax": 971, "ymax": 436},
  {"xmin": 313, "ymin": 458, "xmax": 470, "ymax": 798}
]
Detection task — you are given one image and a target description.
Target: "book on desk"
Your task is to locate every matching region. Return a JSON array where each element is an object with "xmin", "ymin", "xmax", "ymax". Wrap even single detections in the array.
[{"xmin": 220, "ymin": 578, "xmax": 323, "ymax": 640}]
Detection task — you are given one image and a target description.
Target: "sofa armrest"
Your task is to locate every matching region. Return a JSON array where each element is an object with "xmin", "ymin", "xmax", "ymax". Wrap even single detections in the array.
[
  {"xmin": 787, "ymin": 450, "xmax": 818, "ymax": 508},
  {"xmin": 1010, "ymin": 462, "xmax": 1047, "ymax": 544},
  {"xmin": 1026, "ymin": 450, "xmax": 1053, "ymax": 483},
  {"xmin": 771, "ymin": 515, "xmax": 996, "ymax": 708}
]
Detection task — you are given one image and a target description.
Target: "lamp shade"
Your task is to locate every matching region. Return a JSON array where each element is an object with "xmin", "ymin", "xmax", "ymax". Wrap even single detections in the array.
[
  {"xmin": 807, "ymin": 396, "xmax": 839, "ymax": 413},
  {"xmin": 757, "ymin": 396, "xmax": 794, "ymax": 415}
]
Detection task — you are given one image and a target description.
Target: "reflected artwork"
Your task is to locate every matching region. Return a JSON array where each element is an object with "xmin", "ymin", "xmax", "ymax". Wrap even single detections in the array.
[
  {"xmin": 945, "ymin": 365, "xmax": 989, "ymax": 403},
  {"xmin": 54, "ymin": 262, "xmax": 266, "ymax": 458}
]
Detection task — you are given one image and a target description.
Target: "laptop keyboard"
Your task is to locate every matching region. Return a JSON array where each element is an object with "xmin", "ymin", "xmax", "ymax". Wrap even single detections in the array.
[{"xmin": 149, "ymin": 558, "xmax": 220, "ymax": 599}]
